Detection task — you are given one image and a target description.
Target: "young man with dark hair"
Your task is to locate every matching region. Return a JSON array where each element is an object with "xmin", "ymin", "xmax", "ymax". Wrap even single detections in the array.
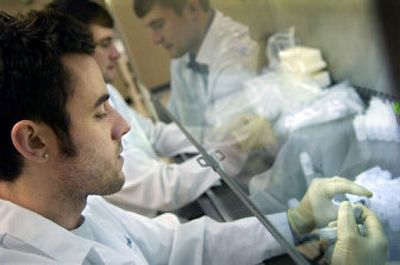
[
  {"xmin": 48, "ymin": 0, "xmax": 222, "ymax": 217},
  {"xmin": 0, "ymin": 10, "xmax": 388, "ymax": 265},
  {"xmin": 47, "ymin": 0, "xmax": 117, "ymax": 83},
  {"xmin": 133, "ymin": 0, "xmax": 262, "ymax": 143}
]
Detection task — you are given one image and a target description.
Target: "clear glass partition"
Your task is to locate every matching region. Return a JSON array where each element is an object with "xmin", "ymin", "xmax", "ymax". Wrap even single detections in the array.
[
  {"xmin": 150, "ymin": 1, "xmax": 400, "ymax": 263},
  {"xmin": 156, "ymin": 90, "xmax": 400, "ymax": 265},
  {"xmin": 104, "ymin": 0, "xmax": 400, "ymax": 263}
]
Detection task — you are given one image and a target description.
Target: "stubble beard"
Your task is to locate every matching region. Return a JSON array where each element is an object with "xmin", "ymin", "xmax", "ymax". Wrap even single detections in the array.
[{"xmin": 56, "ymin": 145, "xmax": 125, "ymax": 200}]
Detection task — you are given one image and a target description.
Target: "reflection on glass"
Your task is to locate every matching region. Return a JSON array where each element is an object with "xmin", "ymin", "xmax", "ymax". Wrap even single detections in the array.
[
  {"xmin": 159, "ymin": 4, "xmax": 400, "ymax": 264},
  {"xmin": 114, "ymin": 0, "xmax": 399, "ymax": 263}
]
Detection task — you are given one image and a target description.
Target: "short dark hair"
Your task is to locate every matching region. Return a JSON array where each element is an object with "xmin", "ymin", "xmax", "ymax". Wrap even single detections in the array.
[
  {"xmin": 47, "ymin": 0, "xmax": 114, "ymax": 28},
  {"xmin": 0, "ymin": 10, "xmax": 95, "ymax": 181},
  {"xmin": 133, "ymin": 0, "xmax": 210, "ymax": 18}
]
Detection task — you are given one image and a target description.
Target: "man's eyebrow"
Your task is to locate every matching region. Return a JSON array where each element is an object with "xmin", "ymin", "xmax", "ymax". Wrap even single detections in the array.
[{"xmin": 93, "ymin": 94, "xmax": 110, "ymax": 109}]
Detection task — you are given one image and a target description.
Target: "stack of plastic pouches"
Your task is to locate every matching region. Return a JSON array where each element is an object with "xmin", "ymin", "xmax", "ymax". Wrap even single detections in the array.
[
  {"xmin": 205, "ymin": 28, "xmax": 365, "ymax": 146},
  {"xmin": 246, "ymin": 28, "xmax": 367, "ymax": 142},
  {"xmin": 353, "ymin": 97, "xmax": 400, "ymax": 142}
]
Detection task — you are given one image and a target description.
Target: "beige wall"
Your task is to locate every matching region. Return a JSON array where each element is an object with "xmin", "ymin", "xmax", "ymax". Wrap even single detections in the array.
[
  {"xmin": 106, "ymin": 0, "xmax": 171, "ymax": 89},
  {"xmin": 110, "ymin": 0, "xmax": 391, "ymax": 95}
]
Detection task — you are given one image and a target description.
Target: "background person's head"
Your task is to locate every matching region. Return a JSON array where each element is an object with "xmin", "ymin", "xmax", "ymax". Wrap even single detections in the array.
[
  {"xmin": 133, "ymin": 0, "xmax": 212, "ymax": 58},
  {"xmin": 0, "ymin": 10, "xmax": 129, "ymax": 198},
  {"xmin": 48, "ymin": 0, "xmax": 120, "ymax": 83}
]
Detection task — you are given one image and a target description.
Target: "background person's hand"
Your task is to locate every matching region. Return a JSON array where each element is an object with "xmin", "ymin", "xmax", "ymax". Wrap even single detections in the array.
[
  {"xmin": 331, "ymin": 201, "xmax": 388, "ymax": 265},
  {"xmin": 288, "ymin": 177, "xmax": 372, "ymax": 235},
  {"xmin": 231, "ymin": 115, "xmax": 276, "ymax": 151}
]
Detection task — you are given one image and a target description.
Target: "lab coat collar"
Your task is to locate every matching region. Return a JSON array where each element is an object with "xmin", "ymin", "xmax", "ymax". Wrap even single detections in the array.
[
  {"xmin": 196, "ymin": 10, "xmax": 223, "ymax": 66},
  {"xmin": 0, "ymin": 199, "xmax": 93, "ymax": 263}
]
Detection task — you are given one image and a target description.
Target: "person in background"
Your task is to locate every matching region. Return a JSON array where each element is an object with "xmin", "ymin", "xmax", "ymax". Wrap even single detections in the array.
[
  {"xmin": 47, "ymin": 0, "xmax": 221, "ymax": 217},
  {"xmin": 0, "ymin": 10, "xmax": 387, "ymax": 265},
  {"xmin": 133, "ymin": 0, "xmax": 275, "ymax": 149}
]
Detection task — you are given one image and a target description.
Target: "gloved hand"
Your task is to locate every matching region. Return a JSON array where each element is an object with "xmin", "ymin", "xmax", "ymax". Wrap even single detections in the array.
[
  {"xmin": 230, "ymin": 115, "xmax": 276, "ymax": 151},
  {"xmin": 331, "ymin": 201, "xmax": 388, "ymax": 265},
  {"xmin": 288, "ymin": 177, "xmax": 372, "ymax": 235},
  {"xmin": 159, "ymin": 156, "xmax": 174, "ymax": 165}
]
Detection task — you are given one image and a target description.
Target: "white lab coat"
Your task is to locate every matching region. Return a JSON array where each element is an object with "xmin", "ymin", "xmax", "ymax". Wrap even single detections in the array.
[
  {"xmin": 104, "ymin": 85, "xmax": 221, "ymax": 216},
  {"xmin": 168, "ymin": 10, "xmax": 259, "ymax": 142},
  {"xmin": 0, "ymin": 197, "xmax": 294, "ymax": 264}
]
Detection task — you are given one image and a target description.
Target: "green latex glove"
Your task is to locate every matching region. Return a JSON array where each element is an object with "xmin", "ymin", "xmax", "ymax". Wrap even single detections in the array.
[
  {"xmin": 288, "ymin": 177, "xmax": 372, "ymax": 235},
  {"xmin": 331, "ymin": 201, "xmax": 388, "ymax": 265},
  {"xmin": 231, "ymin": 115, "xmax": 276, "ymax": 151}
]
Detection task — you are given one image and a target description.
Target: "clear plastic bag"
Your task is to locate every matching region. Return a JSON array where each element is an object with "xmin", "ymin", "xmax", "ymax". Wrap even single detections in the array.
[
  {"xmin": 273, "ymin": 82, "xmax": 365, "ymax": 139},
  {"xmin": 266, "ymin": 27, "xmax": 296, "ymax": 70}
]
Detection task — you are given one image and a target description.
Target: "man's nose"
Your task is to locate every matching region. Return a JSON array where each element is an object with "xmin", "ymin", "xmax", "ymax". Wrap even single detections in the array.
[
  {"xmin": 110, "ymin": 43, "xmax": 121, "ymax": 60},
  {"xmin": 151, "ymin": 31, "xmax": 163, "ymax": 45},
  {"xmin": 111, "ymin": 109, "xmax": 131, "ymax": 140}
]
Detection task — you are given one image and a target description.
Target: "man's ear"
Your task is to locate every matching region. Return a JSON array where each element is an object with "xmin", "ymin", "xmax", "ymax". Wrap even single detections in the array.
[{"xmin": 11, "ymin": 120, "xmax": 49, "ymax": 163}]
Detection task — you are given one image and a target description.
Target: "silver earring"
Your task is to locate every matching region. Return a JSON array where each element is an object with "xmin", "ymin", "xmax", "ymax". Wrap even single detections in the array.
[{"xmin": 43, "ymin": 153, "xmax": 49, "ymax": 159}]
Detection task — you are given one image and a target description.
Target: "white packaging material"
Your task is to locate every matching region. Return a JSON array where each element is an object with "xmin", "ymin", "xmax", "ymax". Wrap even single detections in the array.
[
  {"xmin": 312, "ymin": 71, "xmax": 331, "ymax": 88},
  {"xmin": 279, "ymin": 46, "xmax": 326, "ymax": 74},
  {"xmin": 279, "ymin": 47, "xmax": 332, "ymax": 89},
  {"xmin": 243, "ymin": 70, "xmax": 322, "ymax": 122},
  {"xmin": 266, "ymin": 27, "xmax": 296, "ymax": 70},
  {"xmin": 278, "ymin": 46, "xmax": 332, "ymax": 88},
  {"xmin": 353, "ymin": 97, "xmax": 400, "ymax": 142},
  {"xmin": 274, "ymin": 83, "xmax": 364, "ymax": 138},
  {"xmin": 353, "ymin": 115, "xmax": 368, "ymax": 141},
  {"xmin": 346, "ymin": 166, "xmax": 400, "ymax": 232},
  {"xmin": 242, "ymin": 73, "xmax": 284, "ymax": 121}
]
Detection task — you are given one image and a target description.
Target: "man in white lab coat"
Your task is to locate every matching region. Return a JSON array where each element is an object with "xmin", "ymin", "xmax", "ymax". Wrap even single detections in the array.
[
  {"xmin": 133, "ymin": 0, "xmax": 270, "ymax": 144},
  {"xmin": 0, "ymin": 12, "xmax": 385, "ymax": 265},
  {"xmin": 0, "ymin": 11, "xmax": 389, "ymax": 265},
  {"xmin": 48, "ymin": 0, "xmax": 221, "ymax": 217}
]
